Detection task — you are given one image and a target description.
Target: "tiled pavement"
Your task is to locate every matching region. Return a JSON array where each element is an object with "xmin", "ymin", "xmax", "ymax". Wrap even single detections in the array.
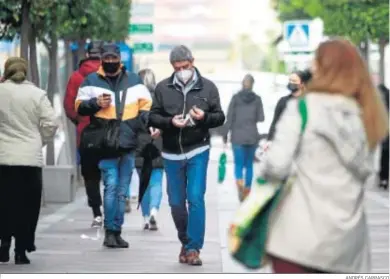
[{"xmin": 0, "ymin": 159, "xmax": 388, "ymax": 273}]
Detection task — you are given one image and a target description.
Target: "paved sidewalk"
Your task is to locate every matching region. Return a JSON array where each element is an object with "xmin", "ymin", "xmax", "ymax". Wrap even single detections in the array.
[
  {"xmin": 0, "ymin": 160, "xmax": 388, "ymax": 273},
  {"xmin": 217, "ymin": 163, "xmax": 389, "ymax": 273},
  {"xmin": 1, "ymin": 164, "xmax": 223, "ymax": 273}
]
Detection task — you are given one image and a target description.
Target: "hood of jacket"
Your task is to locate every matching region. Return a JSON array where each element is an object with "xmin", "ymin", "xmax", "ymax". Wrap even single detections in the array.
[
  {"xmin": 311, "ymin": 94, "xmax": 374, "ymax": 180},
  {"xmin": 238, "ymin": 89, "xmax": 257, "ymax": 103},
  {"xmin": 78, "ymin": 58, "xmax": 101, "ymax": 77}
]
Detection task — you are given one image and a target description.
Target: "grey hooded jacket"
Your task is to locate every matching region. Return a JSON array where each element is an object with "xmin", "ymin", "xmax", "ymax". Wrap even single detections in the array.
[{"xmin": 223, "ymin": 89, "xmax": 264, "ymax": 145}]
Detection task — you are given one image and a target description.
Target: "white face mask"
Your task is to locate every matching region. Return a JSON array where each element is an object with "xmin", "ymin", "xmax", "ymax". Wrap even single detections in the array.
[{"xmin": 176, "ymin": 69, "xmax": 193, "ymax": 84}]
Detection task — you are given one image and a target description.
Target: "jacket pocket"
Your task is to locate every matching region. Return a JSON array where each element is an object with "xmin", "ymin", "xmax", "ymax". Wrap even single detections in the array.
[
  {"xmin": 119, "ymin": 121, "xmax": 137, "ymax": 150},
  {"xmin": 192, "ymin": 95, "xmax": 210, "ymax": 111},
  {"xmin": 80, "ymin": 123, "xmax": 105, "ymax": 151}
]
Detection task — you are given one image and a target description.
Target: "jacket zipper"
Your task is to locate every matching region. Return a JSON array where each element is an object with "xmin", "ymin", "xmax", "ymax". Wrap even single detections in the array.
[
  {"xmin": 176, "ymin": 85, "xmax": 201, "ymax": 156},
  {"xmin": 104, "ymin": 73, "xmax": 122, "ymax": 119},
  {"xmin": 178, "ymin": 93, "xmax": 186, "ymax": 155}
]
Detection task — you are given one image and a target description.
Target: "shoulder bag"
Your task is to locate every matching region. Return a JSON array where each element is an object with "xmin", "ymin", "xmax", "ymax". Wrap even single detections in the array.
[
  {"xmin": 80, "ymin": 88, "xmax": 128, "ymax": 158},
  {"xmin": 228, "ymin": 97, "xmax": 308, "ymax": 269}
]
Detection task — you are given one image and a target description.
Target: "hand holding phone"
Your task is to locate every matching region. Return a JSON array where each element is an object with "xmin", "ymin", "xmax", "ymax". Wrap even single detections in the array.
[
  {"xmin": 172, "ymin": 114, "xmax": 189, "ymax": 128},
  {"xmin": 98, "ymin": 93, "xmax": 111, "ymax": 108},
  {"xmin": 189, "ymin": 105, "xmax": 205, "ymax": 120}
]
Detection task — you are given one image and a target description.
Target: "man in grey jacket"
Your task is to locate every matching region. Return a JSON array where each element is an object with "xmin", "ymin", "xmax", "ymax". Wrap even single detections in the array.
[{"xmin": 223, "ymin": 74, "xmax": 264, "ymax": 201}]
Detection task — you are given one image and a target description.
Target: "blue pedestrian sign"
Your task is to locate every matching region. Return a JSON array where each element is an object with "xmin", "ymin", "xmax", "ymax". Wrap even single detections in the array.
[{"xmin": 283, "ymin": 20, "xmax": 311, "ymax": 49}]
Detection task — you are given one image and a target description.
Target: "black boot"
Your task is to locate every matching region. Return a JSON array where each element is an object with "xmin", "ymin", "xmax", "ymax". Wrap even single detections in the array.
[
  {"xmin": 114, "ymin": 231, "xmax": 129, "ymax": 248},
  {"xmin": 0, "ymin": 241, "xmax": 10, "ymax": 263},
  {"xmin": 15, "ymin": 251, "xmax": 30, "ymax": 265},
  {"xmin": 103, "ymin": 230, "xmax": 118, "ymax": 248}
]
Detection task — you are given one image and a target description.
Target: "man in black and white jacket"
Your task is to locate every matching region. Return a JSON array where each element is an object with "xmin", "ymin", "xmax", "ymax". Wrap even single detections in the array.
[{"xmin": 148, "ymin": 45, "xmax": 225, "ymax": 266}]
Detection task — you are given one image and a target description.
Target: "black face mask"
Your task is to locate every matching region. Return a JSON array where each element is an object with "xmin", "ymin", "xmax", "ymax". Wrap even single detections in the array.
[
  {"xmin": 287, "ymin": 83, "xmax": 299, "ymax": 92},
  {"xmin": 102, "ymin": 62, "xmax": 120, "ymax": 74}
]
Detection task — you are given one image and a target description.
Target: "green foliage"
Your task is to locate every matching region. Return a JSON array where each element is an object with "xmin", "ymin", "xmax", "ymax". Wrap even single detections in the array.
[
  {"xmin": 274, "ymin": 0, "xmax": 389, "ymax": 44},
  {"xmin": 271, "ymin": 0, "xmax": 312, "ymax": 21},
  {"xmin": 0, "ymin": 0, "xmax": 21, "ymax": 39},
  {"xmin": 315, "ymin": 0, "xmax": 388, "ymax": 44},
  {"xmin": 108, "ymin": 0, "xmax": 131, "ymax": 41},
  {"xmin": 0, "ymin": 0, "xmax": 131, "ymax": 42},
  {"xmin": 58, "ymin": 0, "xmax": 130, "ymax": 41}
]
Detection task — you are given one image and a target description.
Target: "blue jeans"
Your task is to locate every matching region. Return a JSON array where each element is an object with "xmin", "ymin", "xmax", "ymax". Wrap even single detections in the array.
[
  {"xmin": 125, "ymin": 175, "xmax": 131, "ymax": 199},
  {"xmin": 232, "ymin": 144, "xmax": 257, "ymax": 188},
  {"xmin": 139, "ymin": 168, "xmax": 164, "ymax": 217},
  {"xmin": 99, "ymin": 153, "xmax": 135, "ymax": 231},
  {"xmin": 163, "ymin": 150, "xmax": 209, "ymax": 252}
]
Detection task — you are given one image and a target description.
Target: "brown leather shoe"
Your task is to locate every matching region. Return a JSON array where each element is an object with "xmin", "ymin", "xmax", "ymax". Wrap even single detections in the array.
[
  {"xmin": 186, "ymin": 250, "xmax": 202, "ymax": 266},
  {"xmin": 236, "ymin": 179, "xmax": 245, "ymax": 202},
  {"xmin": 179, "ymin": 247, "xmax": 187, "ymax": 264},
  {"xmin": 242, "ymin": 187, "xmax": 251, "ymax": 201}
]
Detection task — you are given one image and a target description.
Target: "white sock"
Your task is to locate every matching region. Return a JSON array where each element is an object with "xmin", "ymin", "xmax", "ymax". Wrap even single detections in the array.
[
  {"xmin": 144, "ymin": 216, "xmax": 150, "ymax": 224},
  {"xmin": 150, "ymin": 208, "xmax": 158, "ymax": 218}
]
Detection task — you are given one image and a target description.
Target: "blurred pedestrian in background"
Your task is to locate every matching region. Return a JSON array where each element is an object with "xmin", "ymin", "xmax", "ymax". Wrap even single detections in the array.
[
  {"xmin": 0, "ymin": 57, "xmax": 57, "ymax": 264},
  {"xmin": 64, "ymin": 40, "xmax": 105, "ymax": 228},
  {"xmin": 267, "ymin": 70, "xmax": 307, "ymax": 142},
  {"xmin": 378, "ymin": 83, "xmax": 389, "ymax": 189},
  {"xmin": 136, "ymin": 69, "xmax": 163, "ymax": 231},
  {"xmin": 259, "ymin": 38, "xmax": 388, "ymax": 273},
  {"xmin": 222, "ymin": 74, "xmax": 264, "ymax": 202}
]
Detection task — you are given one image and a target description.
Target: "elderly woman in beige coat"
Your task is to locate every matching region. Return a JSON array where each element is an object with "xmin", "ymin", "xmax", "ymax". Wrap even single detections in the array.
[
  {"xmin": 0, "ymin": 57, "xmax": 57, "ymax": 265},
  {"xmin": 259, "ymin": 38, "xmax": 389, "ymax": 273}
]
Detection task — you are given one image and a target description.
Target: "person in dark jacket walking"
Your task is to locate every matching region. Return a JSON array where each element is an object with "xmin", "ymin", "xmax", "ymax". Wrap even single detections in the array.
[
  {"xmin": 64, "ymin": 40, "xmax": 105, "ymax": 228},
  {"xmin": 378, "ymin": 83, "xmax": 389, "ymax": 189},
  {"xmin": 76, "ymin": 43, "xmax": 152, "ymax": 249},
  {"xmin": 148, "ymin": 45, "xmax": 225, "ymax": 266},
  {"xmin": 267, "ymin": 70, "xmax": 307, "ymax": 141},
  {"xmin": 222, "ymin": 74, "xmax": 264, "ymax": 201},
  {"xmin": 136, "ymin": 69, "xmax": 164, "ymax": 231}
]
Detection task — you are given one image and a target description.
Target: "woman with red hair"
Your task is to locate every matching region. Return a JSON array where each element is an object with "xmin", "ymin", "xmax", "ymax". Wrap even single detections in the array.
[{"xmin": 259, "ymin": 38, "xmax": 389, "ymax": 273}]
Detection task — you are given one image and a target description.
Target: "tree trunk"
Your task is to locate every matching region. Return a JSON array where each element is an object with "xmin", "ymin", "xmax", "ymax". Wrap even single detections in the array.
[
  {"xmin": 378, "ymin": 37, "xmax": 387, "ymax": 85},
  {"xmin": 64, "ymin": 40, "xmax": 74, "ymax": 82},
  {"xmin": 29, "ymin": 28, "xmax": 40, "ymax": 87},
  {"xmin": 76, "ymin": 38, "xmax": 87, "ymax": 62},
  {"xmin": 359, "ymin": 38, "xmax": 369, "ymax": 64},
  {"xmin": 45, "ymin": 33, "xmax": 59, "ymax": 166},
  {"xmin": 47, "ymin": 38, "xmax": 58, "ymax": 102},
  {"xmin": 20, "ymin": 0, "xmax": 30, "ymax": 60}
]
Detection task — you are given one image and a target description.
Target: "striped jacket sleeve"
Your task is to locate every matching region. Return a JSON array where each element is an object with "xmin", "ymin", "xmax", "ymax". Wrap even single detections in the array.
[
  {"xmin": 75, "ymin": 77, "xmax": 101, "ymax": 116},
  {"xmin": 136, "ymin": 82, "xmax": 152, "ymax": 125}
]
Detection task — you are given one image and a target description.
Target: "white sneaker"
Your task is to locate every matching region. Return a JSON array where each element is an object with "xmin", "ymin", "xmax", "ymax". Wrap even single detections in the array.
[
  {"xmin": 149, "ymin": 215, "xmax": 158, "ymax": 231},
  {"xmin": 150, "ymin": 208, "xmax": 158, "ymax": 218},
  {"xmin": 91, "ymin": 216, "xmax": 102, "ymax": 228},
  {"xmin": 143, "ymin": 216, "xmax": 150, "ymax": 230}
]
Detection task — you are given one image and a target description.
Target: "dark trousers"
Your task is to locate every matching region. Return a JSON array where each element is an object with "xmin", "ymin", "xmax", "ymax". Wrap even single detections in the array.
[
  {"xmin": 269, "ymin": 255, "xmax": 328, "ymax": 273},
  {"xmin": 380, "ymin": 146, "xmax": 389, "ymax": 184},
  {"xmin": 0, "ymin": 165, "xmax": 42, "ymax": 253},
  {"xmin": 79, "ymin": 149, "xmax": 102, "ymax": 212}
]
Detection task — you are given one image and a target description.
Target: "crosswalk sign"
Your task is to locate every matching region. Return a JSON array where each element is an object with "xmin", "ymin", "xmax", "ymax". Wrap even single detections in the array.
[{"xmin": 284, "ymin": 21, "xmax": 310, "ymax": 49}]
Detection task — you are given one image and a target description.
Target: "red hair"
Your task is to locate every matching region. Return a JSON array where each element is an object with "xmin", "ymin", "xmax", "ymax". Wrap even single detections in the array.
[{"xmin": 306, "ymin": 38, "xmax": 388, "ymax": 150}]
